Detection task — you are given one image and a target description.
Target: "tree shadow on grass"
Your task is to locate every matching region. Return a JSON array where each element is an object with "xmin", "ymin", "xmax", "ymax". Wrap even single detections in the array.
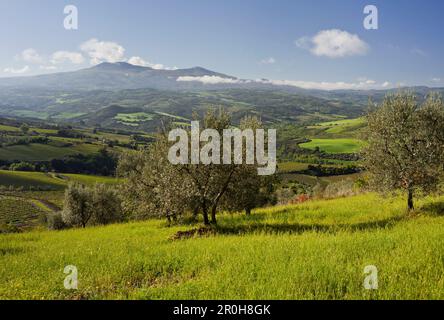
[
  {"xmin": 215, "ymin": 215, "xmax": 407, "ymax": 236},
  {"xmin": 0, "ymin": 247, "xmax": 26, "ymax": 256},
  {"xmin": 421, "ymin": 201, "xmax": 444, "ymax": 216}
]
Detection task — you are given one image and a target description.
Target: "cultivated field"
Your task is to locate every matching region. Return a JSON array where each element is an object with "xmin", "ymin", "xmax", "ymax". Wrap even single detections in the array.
[
  {"xmin": 0, "ymin": 170, "xmax": 120, "ymax": 190},
  {"xmin": 0, "ymin": 171, "xmax": 121, "ymax": 233},
  {"xmin": 300, "ymin": 138, "xmax": 365, "ymax": 154}
]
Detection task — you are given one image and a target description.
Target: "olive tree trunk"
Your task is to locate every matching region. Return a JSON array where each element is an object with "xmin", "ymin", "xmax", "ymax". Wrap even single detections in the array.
[{"xmin": 407, "ymin": 188, "xmax": 414, "ymax": 210}]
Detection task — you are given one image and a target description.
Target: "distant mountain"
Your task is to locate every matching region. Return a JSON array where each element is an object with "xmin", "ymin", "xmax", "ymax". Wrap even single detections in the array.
[
  {"xmin": 1, "ymin": 62, "xmax": 442, "ymax": 95},
  {"xmin": 0, "ymin": 62, "xmax": 238, "ymax": 91},
  {"xmin": 0, "ymin": 62, "xmax": 443, "ymax": 130}
]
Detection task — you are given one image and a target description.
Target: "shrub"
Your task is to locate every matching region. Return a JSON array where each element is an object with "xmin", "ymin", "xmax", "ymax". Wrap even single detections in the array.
[
  {"xmin": 9, "ymin": 162, "xmax": 36, "ymax": 172},
  {"xmin": 288, "ymin": 194, "xmax": 310, "ymax": 204},
  {"xmin": 47, "ymin": 212, "xmax": 67, "ymax": 230},
  {"xmin": 62, "ymin": 183, "xmax": 91, "ymax": 228},
  {"xmin": 61, "ymin": 182, "xmax": 123, "ymax": 228},
  {"xmin": 90, "ymin": 184, "xmax": 123, "ymax": 225}
]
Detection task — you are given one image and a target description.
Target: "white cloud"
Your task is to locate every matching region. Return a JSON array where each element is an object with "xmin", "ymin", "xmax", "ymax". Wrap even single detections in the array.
[
  {"xmin": 431, "ymin": 78, "xmax": 441, "ymax": 83},
  {"xmin": 260, "ymin": 57, "xmax": 276, "ymax": 64},
  {"xmin": 177, "ymin": 75, "xmax": 246, "ymax": 85},
  {"xmin": 127, "ymin": 56, "xmax": 176, "ymax": 70},
  {"xmin": 296, "ymin": 29, "xmax": 369, "ymax": 58},
  {"xmin": 20, "ymin": 48, "xmax": 43, "ymax": 63},
  {"xmin": 80, "ymin": 38, "xmax": 125, "ymax": 65},
  {"xmin": 177, "ymin": 75, "xmax": 390, "ymax": 90},
  {"xmin": 127, "ymin": 56, "xmax": 149, "ymax": 67},
  {"xmin": 51, "ymin": 51, "xmax": 84, "ymax": 64},
  {"xmin": 39, "ymin": 65, "xmax": 57, "ymax": 71},
  {"xmin": 4, "ymin": 65, "xmax": 30, "ymax": 74},
  {"xmin": 257, "ymin": 79, "xmax": 385, "ymax": 90}
]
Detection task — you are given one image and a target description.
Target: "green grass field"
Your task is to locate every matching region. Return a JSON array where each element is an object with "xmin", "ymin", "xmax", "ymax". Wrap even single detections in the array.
[
  {"xmin": 0, "ymin": 170, "xmax": 120, "ymax": 190},
  {"xmin": 278, "ymin": 162, "xmax": 310, "ymax": 173},
  {"xmin": 304, "ymin": 118, "xmax": 366, "ymax": 140},
  {"xmin": 0, "ymin": 143, "xmax": 101, "ymax": 161},
  {"xmin": 0, "ymin": 171, "xmax": 66, "ymax": 190},
  {"xmin": 0, "ymin": 124, "xmax": 57, "ymax": 134},
  {"xmin": 1, "ymin": 192, "xmax": 443, "ymax": 299},
  {"xmin": 311, "ymin": 118, "xmax": 365, "ymax": 128},
  {"xmin": 281, "ymin": 172, "xmax": 362, "ymax": 187},
  {"xmin": 308, "ymin": 118, "xmax": 365, "ymax": 133},
  {"xmin": 9, "ymin": 110, "xmax": 50, "ymax": 120},
  {"xmin": 114, "ymin": 112, "xmax": 154, "ymax": 126},
  {"xmin": 300, "ymin": 139, "xmax": 365, "ymax": 154},
  {"xmin": 0, "ymin": 124, "xmax": 21, "ymax": 132}
]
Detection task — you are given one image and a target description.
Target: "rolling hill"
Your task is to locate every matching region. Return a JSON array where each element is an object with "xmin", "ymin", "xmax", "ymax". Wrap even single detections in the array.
[
  {"xmin": 1, "ymin": 192, "xmax": 444, "ymax": 299},
  {"xmin": 0, "ymin": 62, "xmax": 443, "ymax": 131},
  {"xmin": 0, "ymin": 62, "xmax": 234, "ymax": 91}
]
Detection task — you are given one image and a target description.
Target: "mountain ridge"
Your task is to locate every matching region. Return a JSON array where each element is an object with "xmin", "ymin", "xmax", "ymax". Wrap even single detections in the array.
[
  {"xmin": 0, "ymin": 62, "xmax": 237, "ymax": 91},
  {"xmin": 0, "ymin": 62, "xmax": 442, "ymax": 94},
  {"xmin": 0, "ymin": 62, "xmax": 443, "ymax": 130}
]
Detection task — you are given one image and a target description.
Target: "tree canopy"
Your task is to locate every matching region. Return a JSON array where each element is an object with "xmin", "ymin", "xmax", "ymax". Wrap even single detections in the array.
[
  {"xmin": 118, "ymin": 109, "xmax": 277, "ymax": 225},
  {"xmin": 362, "ymin": 92, "xmax": 444, "ymax": 210}
]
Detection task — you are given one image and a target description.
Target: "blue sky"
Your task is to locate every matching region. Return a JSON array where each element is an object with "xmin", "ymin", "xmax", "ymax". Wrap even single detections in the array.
[{"xmin": 1, "ymin": 0, "xmax": 443, "ymax": 89}]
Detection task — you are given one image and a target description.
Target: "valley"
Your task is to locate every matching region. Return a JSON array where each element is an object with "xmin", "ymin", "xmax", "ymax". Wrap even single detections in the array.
[{"xmin": 0, "ymin": 62, "xmax": 443, "ymax": 301}]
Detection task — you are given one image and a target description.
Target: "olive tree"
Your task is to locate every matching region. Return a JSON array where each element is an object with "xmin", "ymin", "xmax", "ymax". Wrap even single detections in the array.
[
  {"xmin": 222, "ymin": 167, "xmax": 277, "ymax": 215},
  {"xmin": 221, "ymin": 116, "xmax": 277, "ymax": 215},
  {"xmin": 62, "ymin": 182, "xmax": 91, "ymax": 228},
  {"xmin": 62, "ymin": 182, "xmax": 123, "ymax": 228},
  {"xmin": 118, "ymin": 130, "xmax": 193, "ymax": 222},
  {"xmin": 362, "ymin": 92, "xmax": 444, "ymax": 210},
  {"xmin": 118, "ymin": 109, "xmax": 277, "ymax": 225},
  {"xmin": 90, "ymin": 183, "xmax": 123, "ymax": 225}
]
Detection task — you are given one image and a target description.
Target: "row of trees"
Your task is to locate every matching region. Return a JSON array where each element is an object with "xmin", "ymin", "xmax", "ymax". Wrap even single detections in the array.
[{"xmin": 58, "ymin": 92, "xmax": 444, "ymax": 230}]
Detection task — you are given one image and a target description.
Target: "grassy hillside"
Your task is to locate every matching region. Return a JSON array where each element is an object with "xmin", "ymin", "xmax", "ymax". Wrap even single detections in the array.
[
  {"xmin": 299, "ymin": 138, "xmax": 365, "ymax": 154},
  {"xmin": 0, "ymin": 171, "xmax": 66, "ymax": 190},
  {"xmin": 0, "ymin": 143, "xmax": 102, "ymax": 161},
  {"xmin": 0, "ymin": 170, "xmax": 120, "ymax": 190},
  {"xmin": 1, "ymin": 193, "xmax": 443, "ymax": 300},
  {"xmin": 0, "ymin": 87, "xmax": 366, "ymax": 131},
  {"xmin": 0, "ymin": 171, "xmax": 121, "ymax": 232},
  {"xmin": 308, "ymin": 118, "xmax": 365, "ymax": 132}
]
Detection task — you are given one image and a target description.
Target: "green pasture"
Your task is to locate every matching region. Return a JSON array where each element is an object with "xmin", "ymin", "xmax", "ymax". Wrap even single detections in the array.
[
  {"xmin": 1, "ymin": 192, "xmax": 443, "ymax": 299},
  {"xmin": 300, "ymin": 139, "xmax": 365, "ymax": 154}
]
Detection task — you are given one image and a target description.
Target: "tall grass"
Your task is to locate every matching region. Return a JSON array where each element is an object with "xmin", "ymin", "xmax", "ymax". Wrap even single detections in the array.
[
  {"xmin": 0, "ymin": 193, "xmax": 443, "ymax": 300},
  {"xmin": 299, "ymin": 138, "xmax": 365, "ymax": 154}
]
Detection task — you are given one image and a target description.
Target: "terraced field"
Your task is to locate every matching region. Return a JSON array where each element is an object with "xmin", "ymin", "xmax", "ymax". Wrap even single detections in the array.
[
  {"xmin": 0, "ymin": 196, "xmax": 47, "ymax": 232},
  {"xmin": 0, "ymin": 170, "xmax": 121, "ymax": 232}
]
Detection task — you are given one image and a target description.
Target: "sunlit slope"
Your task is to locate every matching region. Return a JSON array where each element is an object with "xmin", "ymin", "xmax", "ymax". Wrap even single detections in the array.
[
  {"xmin": 1, "ymin": 193, "xmax": 443, "ymax": 300},
  {"xmin": 0, "ymin": 170, "xmax": 120, "ymax": 190}
]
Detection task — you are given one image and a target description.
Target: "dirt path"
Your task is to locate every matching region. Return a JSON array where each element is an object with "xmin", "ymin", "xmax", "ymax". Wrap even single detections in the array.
[{"xmin": 30, "ymin": 199, "xmax": 60, "ymax": 213}]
